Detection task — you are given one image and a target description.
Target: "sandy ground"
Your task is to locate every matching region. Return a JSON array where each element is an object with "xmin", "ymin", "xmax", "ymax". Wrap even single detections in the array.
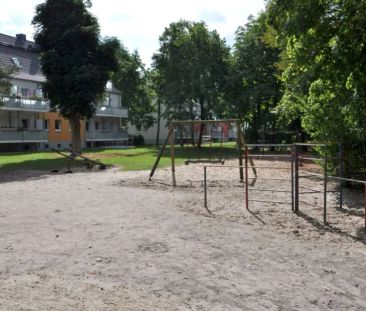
[{"xmin": 0, "ymin": 160, "xmax": 366, "ymax": 310}]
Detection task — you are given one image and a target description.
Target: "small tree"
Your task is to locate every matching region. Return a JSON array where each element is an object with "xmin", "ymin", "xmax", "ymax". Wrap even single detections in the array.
[
  {"xmin": 152, "ymin": 20, "xmax": 230, "ymax": 146},
  {"xmin": 0, "ymin": 62, "xmax": 17, "ymax": 104},
  {"xmin": 32, "ymin": 0, "xmax": 119, "ymax": 155}
]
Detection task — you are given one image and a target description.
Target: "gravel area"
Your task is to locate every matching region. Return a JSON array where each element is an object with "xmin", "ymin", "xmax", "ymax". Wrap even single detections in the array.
[{"xmin": 0, "ymin": 160, "xmax": 365, "ymax": 310}]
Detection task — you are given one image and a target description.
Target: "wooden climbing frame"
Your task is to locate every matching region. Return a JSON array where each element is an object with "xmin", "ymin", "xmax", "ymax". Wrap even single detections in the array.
[{"xmin": 149, "ymin": 119, "xmax": 257, "ymax": 186}]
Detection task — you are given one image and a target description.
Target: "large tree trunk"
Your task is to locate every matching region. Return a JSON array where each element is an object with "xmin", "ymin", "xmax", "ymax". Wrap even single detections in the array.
[{"xmin": 70, "ymin": 113, "xmax": 82, "ymax": 156}]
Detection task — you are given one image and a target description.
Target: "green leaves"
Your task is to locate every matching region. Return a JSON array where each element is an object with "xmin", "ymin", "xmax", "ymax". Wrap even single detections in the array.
[
  {"xmin": 112, "ymin": 45, "xmax": 155, "ymax": 130},
  {"xmin": 267, "ymin": 0, "xmax": 366, "ymax": 174},
  {"xmin": 32, "ymin": 0, "xmax": 118, "ymax": 120},
  {"xmin": 229, "ymin": 12, "xmax": 281, "ymax": 141},
  {"xmin": 152, "ymin": 20, "xmax": 229, "ymax": 121},
  {"xmin": 0, "ymin": 63, "xmax": 17, "ymax": 97}
]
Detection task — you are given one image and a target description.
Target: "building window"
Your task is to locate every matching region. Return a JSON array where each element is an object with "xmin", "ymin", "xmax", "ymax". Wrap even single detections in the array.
[
  {"xmin": 86, "ymin": 121, "xmax": 89, "ymax": 131},
  {"xmin": 11, "ymin": 57, "xmax": 22, "ymax": 69},
  {"xmin": 35, "ymin": 87, "xmax": 43, "ymax": 98},
  {"xmin": 95, "ymin": 121, "xmax": 100, "ymax": 130},
  {"xmin": 104, "ymin": 95, "xmax": 112, "ymax": 106},
  {"xmin": 55, "ymin": 120, "xmax": 61, "ymax": 132},
  {"xmin": 21, "ymin": 88, "xmax": 28, "ymax": 97},
  {"xmin": 21, "ymin": 119, "xmax": 29, "ymax": 129},
  {"xmin": 57, "ymin": 144, "xmax": 61, "ymax": 149},
  {"xmin": 44, "ymin": 119, "xmax": 49, "ymax": 130}
]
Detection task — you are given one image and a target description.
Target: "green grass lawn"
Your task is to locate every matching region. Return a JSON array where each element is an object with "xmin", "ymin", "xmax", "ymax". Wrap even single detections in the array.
[{"xmin": 0, "ymin": 143, "xmax": 240, "ymax": 172}]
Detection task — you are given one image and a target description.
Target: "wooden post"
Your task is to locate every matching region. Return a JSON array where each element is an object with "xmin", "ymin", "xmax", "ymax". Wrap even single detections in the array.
[
  {"xmin": 149, "ymin": 127, "xmax": 173, "ymax": 181},
  {"xmin": 237, "ymin": 123, "xmax": 257, "ymax": 177},
  {"xmin": 245, "ymin": 146, "xmax": 249, "ymax": 210},
  {"xmin": 170, "ymin": 124, "xmax": 176, "ymax": 187}
]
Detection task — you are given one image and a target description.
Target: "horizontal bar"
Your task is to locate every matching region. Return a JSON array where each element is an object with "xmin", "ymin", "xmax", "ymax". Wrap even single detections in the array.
[
  {"xmin": 246, "ymin": 178, "xmax": 292, "ymax": 182},
  {"xmin": 298, "ymin": 156, "xmax": 324, "ymax": 162},
  {"xmin": 299, "ymin": 191, "xmax": 322, "ymax": 194},
  {"xmin": 328, "ymin": 175, "xmax": 366, "ymax": 185},
  {"xmin": 247, "ymin": 166, "xmax": 292, "ymax": 170},
  {"xmin": 245, "ymin": 144, "xmax": 293, "ymax": 147},
  {"xmin": 204, "ymin": 165, "xmax": 245, "ymax": 168},
  {"xmin": 299, "ymin": 172, "xmax": 324, "ymax": 178},
  {"xmin": 299, "ymin": 175, "xmax": 324, "ymax": 179},
  {"xmin": 247, "ymin": 155, "xmax": 292, "ymax": 159},
  {"xmin": 295, "ymin": 143, "xmax": 327, "ymax": 147},
  {"xmin": 248, "ymin": 199, "xmax": 292, "ymax": 205},
  {"xmin": 248, "ymin": 188, "xmax": 292, "ymax": 193},
  {"xmin": 172, "ymin": 119, "xmax": 239, "ymax": 125}
]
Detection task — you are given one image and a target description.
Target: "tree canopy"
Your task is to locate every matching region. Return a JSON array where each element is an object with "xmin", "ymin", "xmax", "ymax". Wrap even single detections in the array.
[
  {"xmin": 112, "ymin": 44, "xmax": 155, "ymax": 130},
  {"xmin": 228, "ymin": 13, "xmax": 281, "ymax": 142},
  {"xmin": 32, "ymin": 0, "xmax": 119, "ymax": 154},
  {"xmin": 267, "ymin": 0, "xmax": 366, "ymax": 174},
  {"xmin": 152, "ymin": 20, "xmax": 230, "ymax": 122}
]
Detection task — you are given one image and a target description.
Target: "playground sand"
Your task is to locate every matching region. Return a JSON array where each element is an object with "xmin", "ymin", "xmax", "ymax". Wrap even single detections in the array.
[{"xmin": 0, "ymin": 161, "xmax": 365, "ymax": 310}]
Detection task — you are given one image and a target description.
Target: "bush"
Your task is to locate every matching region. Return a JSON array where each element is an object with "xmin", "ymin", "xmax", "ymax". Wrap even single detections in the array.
[{"xmin": 133, "ymin": 134, "xmax": 145, "ymax": 146}]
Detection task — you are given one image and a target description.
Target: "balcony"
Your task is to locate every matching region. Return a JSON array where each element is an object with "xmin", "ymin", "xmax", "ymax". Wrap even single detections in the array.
[
  {"xmin": 0, "ymin": 96, "xmax": 50, "ymax": 112},
  {"xmin": 95, "ymin": 106, "xmax": 128, "ymax": 118},
  {"xmin": 0, "ymin": 129, "xmax": 48, "ymax": 143},
  {"xmin": 86, "ymin": 130, "xmax": 129, "ymax": 141}
]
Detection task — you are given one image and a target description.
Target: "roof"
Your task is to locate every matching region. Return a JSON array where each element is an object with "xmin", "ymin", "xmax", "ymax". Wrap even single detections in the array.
[
  {"xmin": 0, "ymin": 33, "xmax": 121, "ymax": 92},
  {"xmin": 0, "ymin": 33, "xmax": 38, "ymax": 51},
  {"xmin": 0, "ymin": 34, "xmax": 45, "ymax": 83}
]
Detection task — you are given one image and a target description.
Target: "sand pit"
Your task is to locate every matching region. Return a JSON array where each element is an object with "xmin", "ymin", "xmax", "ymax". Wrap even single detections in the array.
[{"xmin": 0, "ymin": 161, "xmax": 366, "ymax": 310}]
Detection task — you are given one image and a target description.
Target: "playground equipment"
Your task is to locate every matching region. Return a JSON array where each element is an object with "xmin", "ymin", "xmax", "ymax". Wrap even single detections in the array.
[
  {"xmin": 203, "ymin": 142, "xmax": 366, "ymax": 233},
  {"xmin": 52, "ymin": 148, "xmax": 106, "ymax": 171},
  {"xmin": 149, "ymin": 119, "xmax": 257, "ymax": 186}
]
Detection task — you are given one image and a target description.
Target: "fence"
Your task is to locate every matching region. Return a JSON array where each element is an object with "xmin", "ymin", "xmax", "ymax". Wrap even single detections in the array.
[{"xmin": 203, "ymin": 143, "xmax": 366, "ymax": 233}]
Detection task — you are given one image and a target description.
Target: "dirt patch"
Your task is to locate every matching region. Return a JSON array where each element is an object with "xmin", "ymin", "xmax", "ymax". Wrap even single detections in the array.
[{"xmin": 0, "ymin": 164, "xmax": 365, "ymax": 310}]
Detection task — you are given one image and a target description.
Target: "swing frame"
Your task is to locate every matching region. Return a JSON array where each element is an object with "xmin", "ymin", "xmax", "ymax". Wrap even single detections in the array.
[{"xmin": 149, "ymin": 119, "xmax": 257, "ymax": 186}]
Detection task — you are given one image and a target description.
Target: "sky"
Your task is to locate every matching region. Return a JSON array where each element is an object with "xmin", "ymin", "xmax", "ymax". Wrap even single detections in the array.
[{"xmin": 0, "ymin": 0, "xmax": 265, "ymax": 67}]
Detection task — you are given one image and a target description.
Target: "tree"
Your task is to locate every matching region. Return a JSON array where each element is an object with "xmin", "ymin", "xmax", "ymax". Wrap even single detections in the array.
[
  {"xmin": 152, "ymin": 20, "xmax": 230, "ymax": 146},
  {"xmin": 32, "ymin": 0, "xmax": 119, "ymax": 155},
  {"xmin": 228, "ymin": 13, "xmax": 281, "ymax": 142},
  {"xmin": 0, "ymin": 63, "xmax": 17, "ymax": 104},
  {"xmin": 112, "ymin": 44, "xmax": 155, "ymax": 131},
  {"xmin": 267, "ymin": 0, "xmax": 366, "ymax": 175}
]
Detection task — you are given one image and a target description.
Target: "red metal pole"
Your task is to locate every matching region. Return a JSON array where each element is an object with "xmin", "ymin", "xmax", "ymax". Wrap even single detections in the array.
[
  {"xmin": 245, "ymin": 146, "xmax": 249, "ymax": 210},
  {"xmin": 364, "ymin": 184, "xmax": 366, "ymax": 234}
]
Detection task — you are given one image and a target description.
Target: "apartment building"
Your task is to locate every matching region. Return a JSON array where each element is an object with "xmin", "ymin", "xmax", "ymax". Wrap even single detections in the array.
[{"xmin": 0, "ymin": 33, "xmax": 128, "ymax": 152}]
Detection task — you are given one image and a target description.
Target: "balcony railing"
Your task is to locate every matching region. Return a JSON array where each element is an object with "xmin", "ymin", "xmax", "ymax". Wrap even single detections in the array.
[
  {"xmin": 86, "ymin": 130, "xmax": 129, "ymax": 141},
  {"xmin": 0, "ymin": 96, "xmax": 50, "ymax": 112},
  {"xmin": 0, "ymin": 129, "xmax": 48, "ymax": 142},
  {"xmin": 95, "ymin": 106, "xmax": 128, "ymax": 118}
]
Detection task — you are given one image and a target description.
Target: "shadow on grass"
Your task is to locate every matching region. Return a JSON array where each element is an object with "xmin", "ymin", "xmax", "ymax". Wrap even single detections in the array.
[{"xmin": 0, "ymin": 145, "xmax": 241, "ymax": 183}]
